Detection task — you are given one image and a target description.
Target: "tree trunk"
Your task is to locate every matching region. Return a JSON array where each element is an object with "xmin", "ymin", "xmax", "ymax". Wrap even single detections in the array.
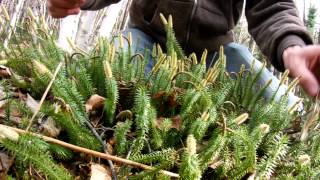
[
  {"xmin": 75, "ymin": 11, "xmax": 98, "ymax": 50},
  {"xmin": 57, "ymin": 14, "xmax": 81, "ymax": 52},
  {"xmin": 318, "ymin": 27, "xmax": 320, "ymax": 44},
  {"xmin": 303, "ymin": 0, "xmax": 306, "ymax": 25},
  {"xmin": 3, "ymin": 0, "xmax": 25, "ymax": 48},
  {"xmin": 99, "ymin": 0, "xmax": 129, "ymax": 38},
  {"xmin": 248, "ymin": 37, "xmax": 256, "ymax": 54}
]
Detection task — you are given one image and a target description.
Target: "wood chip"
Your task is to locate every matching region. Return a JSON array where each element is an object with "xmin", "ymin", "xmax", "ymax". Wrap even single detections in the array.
[
  {"xmin": 0, "ymin": 152, "xmax": 13, "ymax": 178},
  {"xmin": 26, "ymin": 94, "xmax": 39, "ymax": 113},
  {"xmin": 90, "ymin": 163, "xmax": 112, "ymax": 180},
  {"xmin": 0, "ymin": 65, "xmax": 11, "ymax": 78},
  {"xmin": 41, "ymin": 118, "xmax": 61, "ymax": 138},
  {"xmin": 85, "ymin": 94, "xmax": 105, "ymax": 113}
]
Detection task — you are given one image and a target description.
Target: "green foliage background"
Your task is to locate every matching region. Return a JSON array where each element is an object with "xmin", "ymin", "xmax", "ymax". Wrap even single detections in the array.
[{"xmin": 0, "ymin": 10, "xmax": 319, "ymax": 180}]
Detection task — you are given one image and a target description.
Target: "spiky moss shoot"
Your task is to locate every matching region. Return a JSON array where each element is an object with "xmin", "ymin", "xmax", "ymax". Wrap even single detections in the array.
[
  {"xmin": 189, "ymin": 118, "xmax": 209, "ymax": 141},
  {"xmin": 189, "ymin": 107, "xmax": 217, "ymax": 141},
  {"xmin": 179, "ymin": 135, "xmax": 202, "ymax": 180},
  {"xmin": 114, "ymin": 120, "xmax": 132, "ymax": 155},
  {"xmin": 249, "ymin": 124, "xmax": 270, "ymax": 148},
  {"xmin": 228, "ymin": 128, "xmax": 259, "ymax": 180},
  {"xmin": 150, "ymin": 123, "xmax": 163, "ymax": 150},
  {"xmin": 104, "ymin": 60, "xmax": 119, "ymax": 125},
  {"xmin": 45, "ymin": 109, "xmax": 102, "ymax": 151},
  {"xmin": 249, "ymin": 98, "xmax": 292, "ymax": 133},
  {"xmin": 130, "ymin": 148, "xmax": 177, "ymax": 168},
  {"xmin": 104, "ymin": 60, "xmax": 113, "ymax": 79},
  {"xmin": 150, "ymin": 67, "xmax": 172, "ymax": 95},
  {"xmin": 32, "ymin": 59, "xmax": 53, "ymax": 78},
  {"xmin": 199, "ymin": 132, "xmax": 225, "ymax": 172},
  {"xmin": 210, "ymin": 81, "xmax": 233, "ymax": 107},
  {"xmin": 257, "ymin": 134, "xmax": 289, "ymax": 179},
  {"xmin": 74, "ymin": 64, "xmax": 95, "ymax": 99},
  {"xmin": 129, "ymin": 149, "xmax": 177, "ymax": 179},
  {"xmin": 131, "ymin": 87, "xmax": 153, "ymax": 155},
  {"xmin": 104, "ymin": 77, "xmax": 119, "ymax": 125},
  {"xmin": 0, "ymin": 135, "xmax": 72, "ymax": 180},
  {"xmin": 150, "ymin": 118, "xmax": 173, "ymax": 150},
  {"xmin": 190, "ymin": 63, "xmax": 206, "ymax": 84},
  {"xmin": 179, "ymin": 90, "xmax": 202, "ymax": 129},
  {"xmin": 160, "ymin": 14, "xmax": 185, "ymax": 59},
  {"xmin": 49, "ymin": 144, "xmax": 74, "ymax": 160},
  {"xmin": 53, "ymin": 76, "xmax": 88, "ymax": 124}
]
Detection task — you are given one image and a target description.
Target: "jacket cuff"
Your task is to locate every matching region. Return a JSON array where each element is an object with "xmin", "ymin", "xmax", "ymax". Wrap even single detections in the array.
[
  {"xmin": 80, "ymin": 0, "xmax": 95, "ymax": 10},
  {"xmin": 276, "ymin": 35, "xmax": 307, "ymax": 71}
]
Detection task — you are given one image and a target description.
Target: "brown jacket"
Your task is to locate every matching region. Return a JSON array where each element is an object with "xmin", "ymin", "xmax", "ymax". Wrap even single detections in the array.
[{"xmin": 82, "ymin": 0, "xmax": 312, "ymax": 71}]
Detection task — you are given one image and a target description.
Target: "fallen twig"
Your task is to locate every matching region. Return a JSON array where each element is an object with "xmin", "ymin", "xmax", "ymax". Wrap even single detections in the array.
[
  {"xmin": 0, "ymin": 124, "xmax": 180, "ymax": 178},
  {"xmin": 83, "ymin": 120, "xmax": 118, "ymax": 180},
  {"xmin": 26, "ymin": 62, "xmax": 63, "ymax": 131},
  {"xmin": 24, "ymin": 61, "xmax": 118, "ymax": 179}
]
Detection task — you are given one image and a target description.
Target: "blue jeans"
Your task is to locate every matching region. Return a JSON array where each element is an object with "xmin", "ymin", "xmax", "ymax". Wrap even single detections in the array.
[{"xmin": 119, "ymin": 28, "xmax": 301, "ymax": 108}]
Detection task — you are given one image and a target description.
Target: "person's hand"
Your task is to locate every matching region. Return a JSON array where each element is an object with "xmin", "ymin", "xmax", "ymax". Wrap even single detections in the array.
[
  {"xmin": 47, "ymin": 0, "xmax": 85, "ymax": 18},
  {"xmin": 283, "ymin": 45, "xmax": 320, "ymax": 97}
]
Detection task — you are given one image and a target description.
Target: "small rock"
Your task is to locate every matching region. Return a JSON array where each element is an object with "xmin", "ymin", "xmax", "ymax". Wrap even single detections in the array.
[{"xmin": 41, "ymin": 118, "xmax": 61, "ymax": 138}]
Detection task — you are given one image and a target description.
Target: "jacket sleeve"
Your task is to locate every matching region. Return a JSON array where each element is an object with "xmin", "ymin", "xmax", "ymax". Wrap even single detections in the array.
[
  {"xmin": 245, "ymin": 0, "xmax": 313, "ymax": 71},
  {"xmin": 81, "ymin": 0, "xmax": 121, "ymax": 10}
]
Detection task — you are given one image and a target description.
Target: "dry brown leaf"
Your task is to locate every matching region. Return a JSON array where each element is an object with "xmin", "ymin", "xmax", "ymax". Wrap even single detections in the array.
[
  {"xmin": 168, "ymin": 92, "xmax": 179, "ymax": 107},
  {"xmin": 171, "ymin": 115, "xmax": 182, "ymax": 130},
  {"xmin": 106, "ymin": 143, "xmax": 114, "ymax": 155},
  {"xmin": 0, "ymin": 65, "xmax": 11, "ymax": 78},
  {"xmin": 0, "ymin": 152, "xmax": 13, "ymax": 179},
  {"xmin": 41, "ymin": 118, "xmax": 61, "ymax": 138},
  {"xmin": 9, "ymin": 116, "xmax": 22, "ymax": 125},
  {"xmin": 26, "ymin": 94, "xmax": 39, "ymax": 113},
  {"xmin": 155, "ymin": 117, "xmax": 165, "ymax": 129},
  {"xmin": 152, "ymin": 91, "xmax": 166, "ymax": 100},
  {"xmin": 0, "ymin": 101, "xmax": 22, "ymax": 125},
  {"xmin": 0, "ymin": 100, "xmax": 7, "ymax": 109},
  {"xmin": 116, "ymin": 110, "xmax": 133, "ymax": 120},
  {"xmin": 208, "ymin": 160, "xmax": 223, "ymax": 169},
  {"xmin": 15, "ymin": 90, "xmax": 28, "ymax": 101},
  {"xmin": 301, "ymin": 102, "xmax": 320, "ymax": 141},
  {"xmin": 90, "ymin": 163, "xmax": 112, "ymax": 180},
  {"xmin": 86, "ymin": 94, "xmax": 105, "ymax": 113},
  {"xmin": 108, "ymin": 137, "xmax": 116, "ymax": 147}
]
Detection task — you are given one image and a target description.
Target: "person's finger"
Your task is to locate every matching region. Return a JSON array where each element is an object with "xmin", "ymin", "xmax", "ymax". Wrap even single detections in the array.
[
  {"xmin": 73, "ymin": 0, "xmax": 86, "ymax": 4},
  {"xmin": 300, "ymin": 45, "xmax": 320, "ymax": 59},
  {"xmin": 61, "ymin": 0, "xmax": 85, "ymax": 4},
  {"xmin": 49, "ymin": 7, "xmax": 80, "ymax": 18},
  {"xmin": 49, "ymin": 0, "xmax": 82, "ymax": 9},
  {"xmin": 296, "ymin": 65, "xmax": 320, "ymax": 97}
]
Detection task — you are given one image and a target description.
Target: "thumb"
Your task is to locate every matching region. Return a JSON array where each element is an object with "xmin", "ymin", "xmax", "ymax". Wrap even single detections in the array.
[
  {"xmin": 78, "ymin": 0, "xmax": 86, "ymax": 6},
  {"xmin": 67, "ymin": 7, "xmax": 81, "ymax": 15},
  {"xmin": 300, "ymin": 45, "xmax": 320, "ymax": 59},
  {"xmin": 297, "ymin": 66, "xmax": 320, "ymax": 97}
]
